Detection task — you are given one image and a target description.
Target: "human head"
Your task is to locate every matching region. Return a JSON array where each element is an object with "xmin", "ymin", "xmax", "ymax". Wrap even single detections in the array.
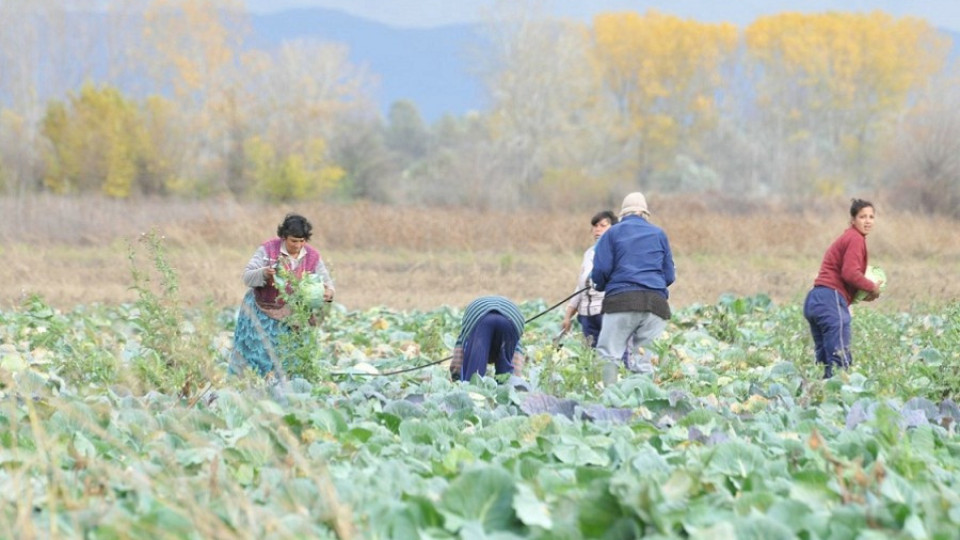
[
  {"xmin": 591, "ymin": 210, "xmax": 618, "ymax": 227},
  {"xmin": 849, "ymin": 198, "xmax": 875, "ymax": 236},
  {"xmin": 277, "ymin": 213, "xmax": 313, "ymax": 241},
  {"xmin": 619, "ymin": 192, "xmax": 650, "ymax": 219},
  {"xmin": 849, "ymin": 198, "xmax": 874, "ymax": 219},
  {"xmin": 590, "ymin": 210, "xmax": 617, "ymax": 240}
]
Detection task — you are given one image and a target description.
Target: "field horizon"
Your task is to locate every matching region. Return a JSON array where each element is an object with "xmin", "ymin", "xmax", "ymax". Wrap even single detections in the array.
[{"xmin": 1, "ymin": 195, "xmax": 958, "ymax": 316}]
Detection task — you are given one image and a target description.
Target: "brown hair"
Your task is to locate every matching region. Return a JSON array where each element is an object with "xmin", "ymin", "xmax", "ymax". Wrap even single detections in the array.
[{"xmin": 849, "ymin": 198, "xmax": 874, "ymax": 218}]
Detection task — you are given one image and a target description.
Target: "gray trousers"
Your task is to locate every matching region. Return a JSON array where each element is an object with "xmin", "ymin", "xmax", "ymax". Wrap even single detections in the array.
[{"xmin": 596, "ymin": 311, "xmax": 667, "ymax": 375}]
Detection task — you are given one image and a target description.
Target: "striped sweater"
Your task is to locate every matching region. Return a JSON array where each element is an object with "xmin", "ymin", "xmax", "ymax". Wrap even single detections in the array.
[
  {"xmin": 450, "ymin": 295, "xmax": 526, "ymax": 379},
  {"xmin": 455, "ymin": 296, "xmax": 525, "ymax": 346}
]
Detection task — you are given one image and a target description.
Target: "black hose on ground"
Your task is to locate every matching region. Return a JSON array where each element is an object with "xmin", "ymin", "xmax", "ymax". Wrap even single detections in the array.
[{"xmin": 329, "ymin": 287, "xmax": 590, "ymax": 377}]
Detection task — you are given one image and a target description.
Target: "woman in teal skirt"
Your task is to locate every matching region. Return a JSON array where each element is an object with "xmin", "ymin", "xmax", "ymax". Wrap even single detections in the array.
[{"xmin": 231, "ymin": 213, "xmax": 334, "ymax": 377}]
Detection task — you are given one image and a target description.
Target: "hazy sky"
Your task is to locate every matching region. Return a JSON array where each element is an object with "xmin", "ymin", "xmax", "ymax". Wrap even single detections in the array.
[{"xmin": 244, "ymin": 0, "xmax": 960, "ymax": 32}]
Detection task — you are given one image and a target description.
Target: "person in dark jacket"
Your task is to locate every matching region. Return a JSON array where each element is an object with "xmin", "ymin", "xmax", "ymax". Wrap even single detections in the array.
[
  {"xmin": 803, "ymin": 198, "xmax": 882, "ymax": 379},
  {"xmin": 591, "ymin": 192, "xmax": 676, "ymax": 385},
  {"xmin": 449, "ymin": 296, "xmax": 525, "ymax": 381}
]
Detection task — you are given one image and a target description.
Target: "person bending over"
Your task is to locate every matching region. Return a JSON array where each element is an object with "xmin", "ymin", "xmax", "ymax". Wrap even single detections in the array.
[{"xmin": 450, "ymin": 295, "xmax": 525, "ymax": 382}]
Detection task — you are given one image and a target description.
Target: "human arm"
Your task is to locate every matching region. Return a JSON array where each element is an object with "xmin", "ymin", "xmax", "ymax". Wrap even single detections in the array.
[
  {"xmin": 511, "ymin": 349, "xmax": 525, "ymax": 378},
  {"xmin": 242, "ymin": 245, "xmax": 274, "ymax": 288},
  {"xmin": 313, "ymin": 257, "xmax": 336, "ymax": 302},
  {"xmin": 561, "ymin": 305, "xmax": 578, "ymax": 334},
  {"xmin": 590, "ymin": 234, "xmax": 613, "ymax": 292},
  {"xmin": 449, "ymin": 346, "xmax": 463, "ymax": 381},
  {"xmin": 861, "ymin": 289, "xmax": 881, "ymax": 302},
  {"xmin": 661, "ymin": 233, "xmax": 676, "ymax": 287},
  {"xmin": 563, "ymin": 248, "xmax": 593, "ymax": 332},
  {"xmin": 840, "ymin": 236, "xmax": 880, "ymax": 297}
]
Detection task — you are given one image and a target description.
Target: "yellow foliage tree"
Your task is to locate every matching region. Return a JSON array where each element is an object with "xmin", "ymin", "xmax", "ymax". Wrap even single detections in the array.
[
  {"xmin": 141, "ymin": 0, "xmax": 249, "ymax": 195},
  {"xmin": 0, "ymin": 109, "xmax": 35, "ymax": 194},
  {"xmin": 590, "ymin": 11, "xmax": 738, "ymax": 177},
  {"xmin": 246, "ymin": 136, "xmax": 345, "ymax": 202},
  {"xmin": 238, "ymin": 40, "xmax": 370, "ymax": 200},
  {"xmin": 142, "ymin": 0, "xmax": 244, "ymax": 101},
  {"xmin": 41, "ymin": 84, "xmax": 146, "ymax": 197},
  {"xmin": 745, "ymin": 11, "xmax": 949, "ymax": 192},
  {"xmin": 139, "ymin": 95, "xmax": 189, "ymax": 195}
]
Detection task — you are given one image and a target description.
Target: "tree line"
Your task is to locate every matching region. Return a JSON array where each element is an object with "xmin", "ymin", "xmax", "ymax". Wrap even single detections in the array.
[{"xmin": 1, "ymin": 1, "xmax": 958, "ymax": 215}]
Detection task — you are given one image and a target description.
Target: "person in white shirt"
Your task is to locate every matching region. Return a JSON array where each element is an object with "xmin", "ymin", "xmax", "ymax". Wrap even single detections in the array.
[{"xmin": 560, "ymin": 210, "xmax": 617, "ymax": 346}]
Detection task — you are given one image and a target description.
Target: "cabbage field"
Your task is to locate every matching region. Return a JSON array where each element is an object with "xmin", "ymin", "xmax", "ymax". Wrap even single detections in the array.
[{"xmin": 1, "ymin": 284, "xmax": 959, "ymax": 538}]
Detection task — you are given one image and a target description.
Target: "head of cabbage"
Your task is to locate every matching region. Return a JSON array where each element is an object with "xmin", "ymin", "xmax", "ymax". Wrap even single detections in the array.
[
  {"xmin": 298, "ymin": 274, "xmax": 327, "ymax": 309},
  {"xmin": 853, "ymin": 265, "xmax": 886, "ymax": 303}
]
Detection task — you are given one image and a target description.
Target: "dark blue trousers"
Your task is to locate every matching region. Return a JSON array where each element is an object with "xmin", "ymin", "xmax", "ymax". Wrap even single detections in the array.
[
  {"xmin": 577, "ymin": 314, "xmax": 603, "ymax": 347},
  {"xmin": 461, "ymin": 312, "xmax": 519, "ymax": 380},
  {"xmin": 803, "ymin": 286, "xmax": 852, "ymax": 377}
]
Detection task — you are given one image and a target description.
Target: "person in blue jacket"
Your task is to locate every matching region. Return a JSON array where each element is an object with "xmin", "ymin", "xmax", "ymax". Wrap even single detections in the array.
[{"xmin": 591, "ymin": 192, "xmax": 676, "ymax": 385}]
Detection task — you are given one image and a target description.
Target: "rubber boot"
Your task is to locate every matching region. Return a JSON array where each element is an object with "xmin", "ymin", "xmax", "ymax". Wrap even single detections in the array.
[
  {"xmin": 601, "ymin": 361, "xmax": 620, "ymax": 387},
  {"xmin": 627, "ymin": 347, "xmax": 655, "ymax": 375}
]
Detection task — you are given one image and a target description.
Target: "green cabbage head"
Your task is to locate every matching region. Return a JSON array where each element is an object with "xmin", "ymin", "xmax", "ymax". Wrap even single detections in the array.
[
  {"xmin": 853, "ymin": 265, "xmax": 886, "ymax": 303},
  {"xmin": 299, "ymin": 274, "xmax": 327, "ymax": 309}
]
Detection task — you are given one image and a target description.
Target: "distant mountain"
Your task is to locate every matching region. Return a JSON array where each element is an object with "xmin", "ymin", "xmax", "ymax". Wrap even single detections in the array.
[
  {"xmin": 249, "ymin": 8, "xmax": 488, "ymax": 122},
  {"xmin": 249, "ymin": 8, "xmax": 959, "ymax": 123},
  {"xmin": 947, "ymin": 29, "xmax": 960, "ymax": 60},
  {"xmin": 33, "ymin": 7, "xmax": 959, "ymax": 124}
]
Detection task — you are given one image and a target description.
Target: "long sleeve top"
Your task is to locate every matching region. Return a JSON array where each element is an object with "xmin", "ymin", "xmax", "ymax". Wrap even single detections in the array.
[
  {"xmin": 591, "ymin": 215, "xmax": 675, "ymax": 299},
  {"xmin": 813, "ymin": 226, "xmax": 877, "ymax": 305},
  {"xmin": 242, "ymin": 242, "xmax": 334, "ymax": 290},
  {"xmin": 566, "ymin": 245, "xmax": 605, "ymax": 316}
]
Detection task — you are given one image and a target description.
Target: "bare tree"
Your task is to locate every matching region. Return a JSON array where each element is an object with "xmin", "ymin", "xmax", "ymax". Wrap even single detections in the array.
[
  {"xmin": 0, "ymin": 0, "xmax": 101, "ymax": 198},
  {"xmin": 245, "ymin": 40, "xmax": 376, "ymax": 151},
  {"xmin": 474, "ymin": 1, "xmax": 626, "ymax": 209},
  {"xmin": 886, "ymin": 70, "xmax": 960, "ymax": 217}
]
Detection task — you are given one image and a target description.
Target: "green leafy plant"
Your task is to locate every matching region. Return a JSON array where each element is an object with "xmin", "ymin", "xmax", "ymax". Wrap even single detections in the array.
[
  {"xmin": 2, "ymin": 294, "xmax": 960, "ymax": 538},
  {"xmin": 536, "ymin": 335, "xmax": 603, "ymax": 396},
  {"xmin": 271, "ymin": 266, "xmax": 330, "ymax": 382},
  {"xmin": 126, "ymin": 231, "xmax": 218, "ymax": 397}
]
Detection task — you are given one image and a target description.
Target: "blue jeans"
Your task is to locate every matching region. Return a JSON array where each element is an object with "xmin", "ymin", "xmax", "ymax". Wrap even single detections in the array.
[
  {"xmin": 577, "ymin": 314, "xmax": 603, "ymax": 347},
  {"xmin": 460, "ymin": 313, "xmax": 519, "ymax": 380},
  {"xmin": 803, "ymin": 286, "xmax": 852, "ymax": 376}
]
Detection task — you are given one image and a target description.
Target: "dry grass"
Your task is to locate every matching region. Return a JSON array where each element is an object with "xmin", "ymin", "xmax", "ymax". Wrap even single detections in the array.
[{"xmin": 1, "ymin": 195, "xmax": 957, "ymax": 313}]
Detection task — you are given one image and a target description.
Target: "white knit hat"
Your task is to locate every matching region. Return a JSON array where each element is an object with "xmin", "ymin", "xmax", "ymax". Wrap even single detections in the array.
[{"xmin": 619, "ymin": 192, "xmax": 649, "ymax": 218}]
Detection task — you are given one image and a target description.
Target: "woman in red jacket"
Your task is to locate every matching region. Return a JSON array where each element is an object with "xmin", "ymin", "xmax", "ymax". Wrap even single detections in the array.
[{"xmin": 803, "ymin": 199, "xmax": 883, "ymax": 379}]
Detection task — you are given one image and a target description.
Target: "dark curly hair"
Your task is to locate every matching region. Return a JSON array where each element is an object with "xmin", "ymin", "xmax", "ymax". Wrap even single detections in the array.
[
  {"xmin": 277, "ymin": 213, "xmax": 313, "ymax": 240},
  {"xmin": 849, "ymin": 198, "xmax": 874, "ymax": 218},
  {"xmin": 591, "ymin": 210, "xmax": 618, "ymax": 226}
]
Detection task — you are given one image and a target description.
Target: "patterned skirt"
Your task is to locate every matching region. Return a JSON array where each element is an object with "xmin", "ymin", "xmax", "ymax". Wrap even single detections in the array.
[{"xmin": 231, "ymin": 290, "xmax": 289, "ymax": 377}]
